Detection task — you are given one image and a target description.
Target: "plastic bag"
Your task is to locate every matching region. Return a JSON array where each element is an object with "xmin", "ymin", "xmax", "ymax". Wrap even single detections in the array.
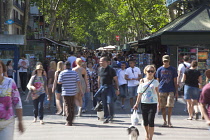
[{"xmin": 131, "ymin": 110, "xmax": 139, "ymax": 126}]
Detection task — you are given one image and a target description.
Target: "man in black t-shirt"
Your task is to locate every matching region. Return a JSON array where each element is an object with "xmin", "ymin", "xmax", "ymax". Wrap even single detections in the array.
[{"xmin": 98, "ymin": 57, "xmax": 120, "ymax": 123}]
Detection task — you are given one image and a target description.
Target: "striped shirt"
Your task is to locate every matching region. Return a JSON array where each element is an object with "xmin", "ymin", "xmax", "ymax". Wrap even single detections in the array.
[{"xmin": 58, "ymin": 69, "xmax": 80, "ymax": 96}]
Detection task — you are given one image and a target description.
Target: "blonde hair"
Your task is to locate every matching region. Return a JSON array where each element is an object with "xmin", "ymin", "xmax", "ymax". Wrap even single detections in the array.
[
  {"xmin": 143, "ymin": 65, "xmax": 156, "ymax": 74},
  {"xmin": 50, "ymin": 61, "xmax": 57, "ymax": 71},
  {"xmin": 36, "ymin": 61, "xmax": 42, "ymax": 66},
  {"xmin": 76, "ymin": 58, "xmax": 83, "ymax": 66},
  {"xmin": 56, "ymin": 61, "xmax": 64, "ymax": 71}
]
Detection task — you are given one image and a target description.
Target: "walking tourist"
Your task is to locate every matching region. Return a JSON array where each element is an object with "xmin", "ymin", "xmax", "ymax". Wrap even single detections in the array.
[
  {"xmin": 133, "ymin": 65, "xmax": 160, "ymax": 140},
  {"xmin": 182, "ymin": 60, "xmax": 202, "ymax": 120},
  {"xmin": 117, "ymin": 62, "xmax": 127, "ymax": 109},
  {"xmin": 87, "ymin": 62, "xmax": 98, "ymax": 110},
  {"xmin": 72, "ymin": 58, "xmax": 89, "ymax": 116},
  {"xmin": 98, "ymin": 57, "xmax": 120, "ymax": 123},
  {"xmin": 156, "ymin": 55, "xmax": 178, "ymax": 127},
  {"xmin": 6, "ymin": 60, "xmax": 16, "ymax": 79},
  {"xmin": 125, "ymin": 59, "xmax": 141, "ymax": 112},
  {"xmin": 18, "ymin": 54, "xmax": 29, "ymax": 94},
  {"xmin": 81, "ymin": 62, "xmax": 90, "ymax": 113},
  {"xmin": 67, "ymin": 51, "xmax": 77, "ymax": 68},
  {"xmin": 52, "ymin": 61, "xmax": 64, "ymax": 115},
  {"xmin": 57, "ymin": 61, "xmax": 83, "ymax": 126},
  {"xmin": 0, "ymin": 60, "xmax": 24, "ymax": 140},
  {"xmin": 200, "ymin": 69, "xmax": 210, "ymax": 125},
  {"xmin": 27, "ymin": 64, "xmax": 48, "ymax": 124},
  {"xmin": 177, "ymin": 55, "xmax": 190, "ymax": 90},
  {"xmin": 47, "ymin": 61, "xmax": 57, "ymax": 109}
]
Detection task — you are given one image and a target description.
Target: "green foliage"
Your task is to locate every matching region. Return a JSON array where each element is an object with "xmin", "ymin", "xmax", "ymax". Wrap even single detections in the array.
[{"xmin": 30, "ymin": 0, "xmax": 169, "ymax": 46}]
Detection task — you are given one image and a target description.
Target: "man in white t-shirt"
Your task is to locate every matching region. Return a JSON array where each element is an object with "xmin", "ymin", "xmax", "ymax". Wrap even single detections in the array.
[
  {"xmin": 177, "ymin": 55, "xmax": 191, "ymax": 92},
  {"xmin": 67, "ymin": 51, "xmax": 77, "ymax": 68},
  {"xmin": 18, "ymin": 54, "xmax": 29, "ymax": 94},
  {"xmin": 117, "ymin": 62, "xmax": 127, "ymax": 109},
  {"xmin": 125, "ymin": 59, "xmax": 141, "ymax": 112}
]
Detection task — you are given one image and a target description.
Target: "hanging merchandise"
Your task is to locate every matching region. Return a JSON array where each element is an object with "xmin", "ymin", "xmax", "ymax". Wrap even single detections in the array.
[{"xmin": 177, "ymin": 47, "xmax": 210, "ymax": 85}]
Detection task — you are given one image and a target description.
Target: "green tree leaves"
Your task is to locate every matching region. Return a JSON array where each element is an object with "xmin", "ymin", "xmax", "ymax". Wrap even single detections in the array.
[{"xmin": 31, "ymin": 0, "xmax": 169, "ymax": 47}]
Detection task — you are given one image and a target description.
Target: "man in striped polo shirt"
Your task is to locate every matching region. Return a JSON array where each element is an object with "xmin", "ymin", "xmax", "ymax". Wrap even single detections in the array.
[{"xmin": 58, "ymin": 61, "xmax": 83, "ymax": 126}]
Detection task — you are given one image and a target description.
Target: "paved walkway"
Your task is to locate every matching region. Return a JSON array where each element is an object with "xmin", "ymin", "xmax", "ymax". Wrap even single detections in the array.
[{"xmin": 14, "ymin": 95, "xmax": 210, "ymax": 140}]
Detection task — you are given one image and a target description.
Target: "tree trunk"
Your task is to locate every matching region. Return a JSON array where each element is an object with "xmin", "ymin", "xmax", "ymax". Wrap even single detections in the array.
[
  {"xmin": 169, "ymin": 6, "xmax": 176, "ymax": 21},
  {"xmin": 5, "ymin": 0, "xmax": 13, "ymax": 34},
  {"xmin": 47, "ymin": 0, "xmax": 63, "ymax": 38},
  {"xmin": 23, "ymin": 0, "xmax": 30, "ymax": 47}
]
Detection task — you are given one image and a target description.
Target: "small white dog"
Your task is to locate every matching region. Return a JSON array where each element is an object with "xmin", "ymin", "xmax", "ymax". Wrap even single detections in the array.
[{"xmin": 127, "ymin": 125, "xmax": 139, "ymax": 140}]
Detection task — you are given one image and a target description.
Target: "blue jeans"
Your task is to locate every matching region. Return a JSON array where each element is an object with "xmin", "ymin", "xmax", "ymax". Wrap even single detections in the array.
[
  {"xmin": 33, "ymin": 93, "xmax": 45, "ymax": 120},
  {"xmin": 119, "ymin": 84, "xmax": 127, "ymax": 98},
  {"xmin": 100, "ymin": 85, "xmax": 115, "ymax": 119},
  {"xmin": 82, "ymin": 92, "xmax": 90, "ymax": 109}
]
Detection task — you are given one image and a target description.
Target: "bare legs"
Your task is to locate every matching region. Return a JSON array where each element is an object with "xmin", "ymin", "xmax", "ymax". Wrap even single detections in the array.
[
  {"xmin": 55, "ymin": 93, "xmax": 62, "ymax": 114},
  {"xmin": 186, "ymin": 99, "xmax": 199, "ymax": 119},
  {"xmin": 130, "ymin": 98, "xmax": 134, "ymax": 108},
  {"xmin": 75, "ymin": 93, "xmax": 83, "ymax": 116},
  {"xmin": 144, "ymin": 126, "xmax": 154, "ymax": 140},
  {"xmin": 161, "ymin": 107, "xmax": 173, "ymax": 126}
]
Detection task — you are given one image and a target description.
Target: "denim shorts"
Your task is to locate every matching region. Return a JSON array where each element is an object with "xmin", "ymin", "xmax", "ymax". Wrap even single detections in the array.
[
  {"xmin": 119, "ymin": 84, "xmax": 127, "ymax": 98},
  {"xmin": 184, "ymin": 85, "xmax": 200, "ymax": 100},
  {"xmin": 128, "ymin": 86, "xmax": 138, "ymax": 98}
]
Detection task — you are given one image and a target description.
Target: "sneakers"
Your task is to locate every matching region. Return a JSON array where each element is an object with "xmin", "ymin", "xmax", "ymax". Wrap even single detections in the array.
[
  {"xmin": 195, "ymin": 113, "xmax": 199, "ymax": 120},
  {"xmin": 121, "ymin": 105, "xmax": 125, "ymax": 109},
  {"xmin": 82, "ymin": 109, "xmax": 87, "ymax": 113},
  {"xmin": 103, "ymin": 118, "xmax": 109, "ymax": 124},
  {"xmin": 131, "ymin": 108, "xmax": 134, "ymax": 113}
]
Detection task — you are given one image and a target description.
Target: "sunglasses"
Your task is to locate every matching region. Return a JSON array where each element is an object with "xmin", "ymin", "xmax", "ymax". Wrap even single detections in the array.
[{"xmin": 147, "ymin": 70, "xmax": 155, "ymax": 73}]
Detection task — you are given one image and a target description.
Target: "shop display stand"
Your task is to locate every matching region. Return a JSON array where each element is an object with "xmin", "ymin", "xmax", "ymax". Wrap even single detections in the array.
[
  {"xmin": 177, "ymin": 47, "xmax": 209, "ymax": 85},
  {"xmin": 133, "ymin": 53, "xmax": 153, "ymax": 76}
]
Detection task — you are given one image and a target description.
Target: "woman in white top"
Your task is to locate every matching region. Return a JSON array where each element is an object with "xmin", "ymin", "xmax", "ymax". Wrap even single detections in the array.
[{"xmin": 133, "ymin": 65, "xmax": 160, "ymax": 140}]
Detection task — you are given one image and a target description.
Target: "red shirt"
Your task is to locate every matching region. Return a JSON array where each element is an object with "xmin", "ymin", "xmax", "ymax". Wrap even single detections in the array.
[{"xmin": 200, "ymin": 83, "xmax": 210, "ymax": 119}]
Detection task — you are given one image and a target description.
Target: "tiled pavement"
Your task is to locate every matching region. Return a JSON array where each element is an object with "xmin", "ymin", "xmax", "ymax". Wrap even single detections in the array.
[{"xmin": 14, "ymin": 95, "xmax": 210, "ymax": 140}]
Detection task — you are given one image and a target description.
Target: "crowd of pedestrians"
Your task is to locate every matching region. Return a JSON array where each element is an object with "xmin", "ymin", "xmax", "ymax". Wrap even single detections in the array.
[{"xmin": 1, "ymin": 50, "xmax": 210, "ymax": 140}]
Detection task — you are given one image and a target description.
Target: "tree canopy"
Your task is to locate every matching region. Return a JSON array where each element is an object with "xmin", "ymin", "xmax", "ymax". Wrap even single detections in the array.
[{"xmin": 31, "ymin": 0, "xmax": 169, "ymax": 48}]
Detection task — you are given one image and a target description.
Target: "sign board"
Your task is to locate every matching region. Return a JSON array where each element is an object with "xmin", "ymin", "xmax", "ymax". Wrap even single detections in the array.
[
  {"xmin": 116, "ymin": 36, "xmax": 120, "ymax": 41},
  {"xmin": 166, "ymin": 0, "xmax": 180, "ymax": 7},
  {"xmin": 5, "ymin": 19, "xmax": 14, "ymax": 24}
]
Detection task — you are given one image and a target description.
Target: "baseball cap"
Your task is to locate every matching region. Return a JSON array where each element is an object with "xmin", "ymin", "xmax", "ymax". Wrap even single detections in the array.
[{"xmin": 162, "ymin": 55, "xmax": 170, "ymax": 61}]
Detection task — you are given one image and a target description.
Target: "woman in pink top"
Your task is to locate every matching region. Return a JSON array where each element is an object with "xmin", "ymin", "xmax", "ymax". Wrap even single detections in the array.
[{"xmin": 0, "ymin": 60, "xmax": 24, "ymax": 140}]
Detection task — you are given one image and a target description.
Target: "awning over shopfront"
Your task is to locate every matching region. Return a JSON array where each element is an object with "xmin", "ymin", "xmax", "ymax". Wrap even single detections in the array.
[
  {"xmin": 0, "ymin": 35, "xmax": 25, "ymax": 45},
  {"xmin": 42, "ymin": 37, "xmax": 69, "ymax": 47},
  {"xmin": 138, "ymin": 5, "xmax": 210, "ymax": 45}
]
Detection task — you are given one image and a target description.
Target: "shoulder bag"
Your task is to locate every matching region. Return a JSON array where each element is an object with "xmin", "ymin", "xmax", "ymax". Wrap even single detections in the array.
[{"xmin": 141, "ymin": 79, "xmax": 155, "ymax": 93}]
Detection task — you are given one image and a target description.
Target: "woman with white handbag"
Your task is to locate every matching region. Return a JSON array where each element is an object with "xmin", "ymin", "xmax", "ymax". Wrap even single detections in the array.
[{"xmin": 133, "ymin": 65, "xmax": 160, "ymax": 140}]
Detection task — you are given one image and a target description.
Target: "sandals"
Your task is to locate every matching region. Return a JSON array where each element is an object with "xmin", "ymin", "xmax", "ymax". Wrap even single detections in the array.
[
  {"xmin": 162, "ymin": 121, "xmax": 168, "ymax": 127},
  {"xmin": 168, "ymin": 123, "xmax": 173, "ymax": 128},
  {"xmin": 40, "ymin": 120, "xmax": 44, "ymax": 125},
  {"xmin": 55, "ymin": 110, "xmax": 62, "ymax": 115},
  {"xmin": 33, "ymin": 118, "xmax": 37, "ymax": 123}
]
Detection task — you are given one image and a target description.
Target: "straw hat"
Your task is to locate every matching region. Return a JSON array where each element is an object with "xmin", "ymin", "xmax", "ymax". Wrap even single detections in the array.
[{"xmin": 36, "ymin": 65, "xmax": 44, "ymax": 70}]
